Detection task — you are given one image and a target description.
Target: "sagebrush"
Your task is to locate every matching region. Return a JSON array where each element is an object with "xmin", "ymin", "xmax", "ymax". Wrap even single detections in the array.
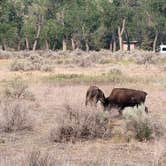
[
  {"xmin": 50, "ymin": 104, "xmax": 111, "ymax": 142},
  {"xmin": 123, "ymin": 105, "xmax": 164, "ymax": 141},
  {"xmin": 4, "ymin": 77, "xmax": 35, "ymax": 100},
  {"xmin": 0, "ymin": 100, "xmax": 34, "ymax": 132}
]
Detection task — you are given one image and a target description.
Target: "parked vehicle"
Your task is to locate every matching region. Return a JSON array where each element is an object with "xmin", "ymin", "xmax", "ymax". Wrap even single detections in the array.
[{"xmin": 159, "ymin": 45, "xmax": 166, "ymax": 53}]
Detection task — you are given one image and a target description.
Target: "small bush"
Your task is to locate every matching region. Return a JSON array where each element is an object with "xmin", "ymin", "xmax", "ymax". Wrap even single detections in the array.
[
  {"xmin": 41, "ymin": 64, "xmax": 53, "ymax": 72},
  {"xmin": 10, "ymin": 59, "xmax": 34, "ymax": 71},
  {"xmin": 50, "ymin": 104, "xmax": 111, "ymax": 142},
  {"xmin": 28, "ymin": 150, "xmax": 56, "ymax": 166},
  {"xmin": 0, "ymin": 100, "xmax": 34, "ymax": 132},
  {"xmin": 28, "ymin": 55, "xmax": 54, "ymax": 71},
  {"xmin": 10, "ymin": 55, "xmax": 54, "ymax": 72},
  {"xmin": 4, "ymin": 77, "xmax": 35, "ymax": 100},
  {"xmin": 135, "ymin": 55, "xmax": 156, "ymax": 65},
  {"xmin": 78, "ymin": 59, "xmax": 92, "ymax": 67},
  {"xmin": 108, "ymin": 68, "xmax": 122, "ymax": 75},
  {"xmin": 99, "ymin": 57, "xmax": 113, "ymax": 64},
  {"xmin": 28, "ymin": 54, "xmax": 44, "ymax": 64},
  {"xmin": 102, "ymin": 68, "xmax": 124, "ymax": 83},
  {"xmin": 123, "ymin": 105, "xmax": 153, "ymax": 141}
]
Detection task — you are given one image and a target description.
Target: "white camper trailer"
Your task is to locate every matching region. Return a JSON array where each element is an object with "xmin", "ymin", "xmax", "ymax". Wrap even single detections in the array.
[{"xmin": 159, "ymin": 45, "xmax": 166, "ymax": 53}]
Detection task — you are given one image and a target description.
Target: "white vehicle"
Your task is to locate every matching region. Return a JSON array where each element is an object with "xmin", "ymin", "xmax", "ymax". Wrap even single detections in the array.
[{"xmin": 159, "ymin": 45, "xmax": 166, "ymax": 53}]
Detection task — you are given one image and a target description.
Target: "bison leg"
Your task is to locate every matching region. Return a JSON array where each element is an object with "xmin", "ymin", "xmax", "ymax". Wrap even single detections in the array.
[
  {"xmin": 94, "ymin": 99, "xmax": 98, "ymax": 107},
  {"xmin": 118, "ymin": 108, "xmax": 123, "ymax": 115},
  {"xmin": 145, "ymin": 106, "xmax": 148, "ymax": 113},
  {"xmin": 85, "ymin": 99, "xmax": 88, "ymax": 106},
  {"xmin": 89, "ymin": 98, "xmax": 98, "ymax": 107}
]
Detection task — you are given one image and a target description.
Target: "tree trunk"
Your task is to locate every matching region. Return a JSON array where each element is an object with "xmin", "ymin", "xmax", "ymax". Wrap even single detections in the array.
[
  {"xmin": 118, "ymin": 19, "xmax": 126, "ymax": 51},
  {"xmin": 109, "ymin": 42, "xmax": 113, "ymax": 52},
  {"xmin": 85, "ymin": 41, "xmax": 89, "ymax": 52},
  {"xmin": 71, "ymin": 38, "xmax": 76, "ymax": 50},
  {"xmin": 113, "ymin": 40, "xmax": 116, "ymax": 52},
  {"xmin": 17, "ymin": 40, "xmax": 21, "ymax": 51},
  {"xmin": 112, "ymin": 32, "xmax": 116, "ymax": 52},
  {"xmin": 75, "ymin": 40, "xmax": 80, "ymax": 49},
  {"xmin": 45, "ymin": 39, "xmax": 49, "ymax": 50},
  {"xmin": 119, "ymin": 35, "xmax": 123, "ymax": 50},
  {"xmin": 2, "ymin": 39, "xmax": 7, "ymax": 51},
  {"xmin": 125, "ymin": 29, "xmax": 130, "ymax": 51},
  {"xmin": 33, "ymin": 24, "xmax": 41, "ymax": 51},
  {"xmin": 153, "ymin": 31, "xmax": 158, "ymax": 52},
  {"xmin": 52, "ymin": 41, "xmax": 56, "ymax": 50},
  {"xmin": 110, "ymin": 33, "xmax": 113, "ymax": 52},
  {"xmin": 62, "ymin": 37, "xmax": 67, "ymax": 51},
  {"xmin": 25, "ymin": 37, "xmax": 29, "ymax": 50}
]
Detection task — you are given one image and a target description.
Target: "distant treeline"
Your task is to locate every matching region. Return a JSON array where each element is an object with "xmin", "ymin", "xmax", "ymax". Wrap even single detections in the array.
[{"xmin": 0, "ymin": 0, "xmax": 166, "ymax": 51}]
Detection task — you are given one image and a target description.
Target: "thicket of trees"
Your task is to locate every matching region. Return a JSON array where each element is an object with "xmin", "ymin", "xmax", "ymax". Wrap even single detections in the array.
[{"xmin": 0, "ymin": 0, "xmax": 166, "ymax": 51}]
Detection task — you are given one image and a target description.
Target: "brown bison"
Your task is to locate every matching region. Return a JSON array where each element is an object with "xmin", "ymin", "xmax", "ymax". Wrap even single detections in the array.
[
  {"xmin": 85, "ymin": 86, "xmax": 105, "ymax": 107},
  {"xmin": 103, "ymin": 88, "xmax": 148, "ymax": 114}
]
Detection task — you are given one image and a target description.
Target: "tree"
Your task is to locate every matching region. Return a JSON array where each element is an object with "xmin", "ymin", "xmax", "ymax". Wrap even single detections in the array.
[
  {"xmin": 0, "ymin": 0, "xmax": 166, "ymax": 51},
  {"xmin": 24, "ymin": 0, "xmax": 48, "ymax": 51},
  {"xmin": 0, "ymin": 0, "xmax": 17, "ymax": 50}
]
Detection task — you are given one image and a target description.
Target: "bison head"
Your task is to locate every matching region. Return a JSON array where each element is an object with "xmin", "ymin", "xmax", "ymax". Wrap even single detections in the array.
[
  {"xmin": 96, "ymin": 90, "xmax": 106, "ymax": 105},
  {"xmin": 102, "ymin": 97, "xmax": 113, "ymax": 111}
]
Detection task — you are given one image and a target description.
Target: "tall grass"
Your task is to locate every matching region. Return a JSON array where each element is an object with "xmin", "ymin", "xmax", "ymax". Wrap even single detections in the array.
[
  {"xmin": 0, "ymin": 100, "xmax": 34, "ymax": 132},
  {"xmin": 3, "ymin": 77, "xmax": 35, "ymax": 100}
]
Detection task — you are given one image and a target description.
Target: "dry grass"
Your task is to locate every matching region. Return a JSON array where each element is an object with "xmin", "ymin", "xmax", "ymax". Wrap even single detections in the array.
[
  {"xmin": 0, "ymin": 50, "xmax": 165, "ymax": 165},
  {"xmin": 3, "ymin": 77, "xmax": 35, "ymax": 100},
  {"xmin": 0, "ymin": 100, "xmax": 34, "ymax": 132},
  {"xmin": 27, "ymin": 150, "xmax": 57, "ymax": 166}
]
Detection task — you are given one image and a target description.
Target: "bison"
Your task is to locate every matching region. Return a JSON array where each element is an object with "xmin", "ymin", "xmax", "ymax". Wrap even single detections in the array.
[
  {"xmin": 85, "ymin": 86, "xmax": 105, "ymax": 107},
  {"xmin": 103, "ymin": 88, "xmax": 148, "ymax": 114}
]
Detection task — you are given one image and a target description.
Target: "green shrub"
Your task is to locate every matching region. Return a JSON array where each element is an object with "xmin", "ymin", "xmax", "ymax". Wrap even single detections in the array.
[{"xmin": 123, "ymin": 105, "xmax": 153, "ymax": 141}]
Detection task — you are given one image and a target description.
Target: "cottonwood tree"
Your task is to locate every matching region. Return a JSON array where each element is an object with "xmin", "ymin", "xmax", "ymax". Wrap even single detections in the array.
[
  {"xmin": 25, "ymin": 0, "xmax": 48, "ymax": 51},
  {"xmin": 0, "ymin": 0, "xmax": 166, "ymax": 51},
  {"xmin": 0, "ymin": 0, "xmax": 17, "ymax": 50}
]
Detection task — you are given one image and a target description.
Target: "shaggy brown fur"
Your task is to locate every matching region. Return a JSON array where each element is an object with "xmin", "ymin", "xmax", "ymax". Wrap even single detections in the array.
[
  {"xmin": 103, "ymin": 88, "xmax": 148, "ymax": 114},
  {"xmin": 85, "ymin": 86, "xmax": 105, "ymax": 107}
]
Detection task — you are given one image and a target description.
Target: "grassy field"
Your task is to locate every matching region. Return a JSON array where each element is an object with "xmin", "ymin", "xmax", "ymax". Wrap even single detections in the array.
[{"xmin": 0, "ymin": 50, "xmax": 165, "ymax": 166}]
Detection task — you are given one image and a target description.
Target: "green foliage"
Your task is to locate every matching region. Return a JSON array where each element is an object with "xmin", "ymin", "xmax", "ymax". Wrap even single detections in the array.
[
  {"xmin": 123, "ymin": 105, "xmax": 153, "ymax": 141},
  {"xmin": 0, "ymin": 0, "xmax": 166, "ymax": 51}
]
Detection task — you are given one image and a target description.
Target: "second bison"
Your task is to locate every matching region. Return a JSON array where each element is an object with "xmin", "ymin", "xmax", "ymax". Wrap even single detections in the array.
[
  {"xmin": 85, "ymin": 86, "xmax": 105, "ymax": 107},
  {"xmin": 103, "ymin": 88, "xmax": 148, "ymax": 114}
]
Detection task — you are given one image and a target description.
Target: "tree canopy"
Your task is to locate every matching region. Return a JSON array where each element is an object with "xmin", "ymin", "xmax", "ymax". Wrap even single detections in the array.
[{"xmin": 0, "ymin": 0, "xmax": 166, "ymax": 51}]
